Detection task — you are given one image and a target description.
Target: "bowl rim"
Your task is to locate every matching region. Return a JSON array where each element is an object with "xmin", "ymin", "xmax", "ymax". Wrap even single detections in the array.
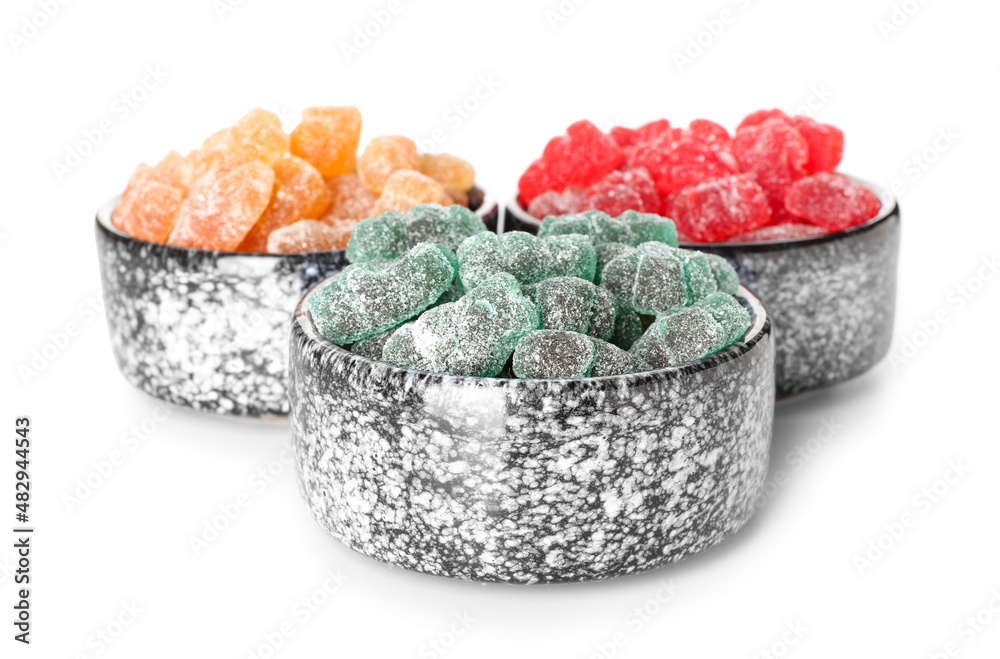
[
  {"xmin": 95, "ymin": 184, "xmax": 499, "ymax": 259},
  {"xmin": 292, "ymin": 281, "xmax": 771, "ymax": 389},
  {"xmin": 505, "ymin": 175, "xmax": 899, "ymax": 252}
]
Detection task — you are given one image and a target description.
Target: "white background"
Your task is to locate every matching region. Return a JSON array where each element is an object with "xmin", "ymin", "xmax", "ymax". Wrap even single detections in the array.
[{"xmin": 2, "ymin": 0, "xmax": 999, "ymax": 656}]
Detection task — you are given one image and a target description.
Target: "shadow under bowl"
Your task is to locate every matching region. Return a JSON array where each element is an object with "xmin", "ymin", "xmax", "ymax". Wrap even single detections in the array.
[
  {"xmin": 95, "ymin": 187, "xmax": 499, "ymax": 418},
  {"xmin": 288, "ymin": 283, "xmax": 774, "ymax": 583}
]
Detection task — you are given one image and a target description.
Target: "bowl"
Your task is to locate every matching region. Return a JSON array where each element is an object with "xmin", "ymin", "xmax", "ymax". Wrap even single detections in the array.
[
  {"xmin": 505, "ymin": 181, "xmax": 900, "ymax": 398},
  {"xmin": 288, "ymin": 284, "xmax": 774, "ymax": 583},
  {"xmin": 95, "ymin": 188, "xmax": 499, "ymax": 418}
]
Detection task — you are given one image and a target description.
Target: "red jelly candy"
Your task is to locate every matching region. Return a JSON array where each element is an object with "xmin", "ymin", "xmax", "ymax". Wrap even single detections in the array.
[
  {"xmin": 733, "ymin": 117, "xmax": 809, "ymax": 211},
  {"xmin": 785, "ymin": 173, "xmax": 881, "ymax": 232},
  {"xmin": 737, "ymin": 109, "xmax": 791, "ymax": 132},
  {"xmin": 628, "ymin": 132, "xmax": 737, "ymax": 197},
  {"xmin": 527, "ymin": 187, "xmax": 586, "ymax": 218},
  {"xmin": 609, "ymin": 126, "xmax": 639, "ymax": 149},
  {"xmin": 689, "ymin": 119, "xmax": 732, "ymax": 149},
  {"xmin": 790, "ymin": 116, "xmax": 844, "ymax": 174},
  {"xmin": 517, "ymin": 120, "xmax": 622, "ymax": 204},
  {"xmin": 728, "ymin": 222, "xmax": 829, "ymax": 242},
  {"xmin": 635, "ymin": 119, "xmax": 673, "ymax": 144},
  {"xmin": 584, "ymin": 168, "xmax": 660, "ymax": 215},
  {"xmin": 667, "ymin": 174, "xmax": 772, "ymax": 242}
]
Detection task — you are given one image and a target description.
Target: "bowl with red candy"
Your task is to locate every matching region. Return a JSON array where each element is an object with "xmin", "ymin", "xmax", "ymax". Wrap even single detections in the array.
[
  {"xmin": 506, "ymin": 111, "xmax": 899, "ymax": 397},
  {"xmin": 96, "ymin": 107, "xmax": 497, "ymax": 418}
]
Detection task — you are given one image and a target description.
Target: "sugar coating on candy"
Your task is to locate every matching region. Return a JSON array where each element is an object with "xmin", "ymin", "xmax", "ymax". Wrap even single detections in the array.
[
  {"xmin": 600, "ymin": 243, "xmax": 688, "ymax": 315},
  {"xmin": 308, "ymin": 242, "xmax": 455, "ymax": 345},
  {"xmin": 627, "ymin": 125, "xmax": 738, "ymax": 197},
  {"xmin": 589, "ymin": 338, "xmax": 634, "ymax": 377},
  {"xmin": 238, "ymin": 156, "xmax": 330, "ymax": 252},
  {"xmin": 668, "ymin": 174, "xmax": 772, "ymax": 243},
  {"xmin": 538, "ymin": 210, "xmax": 678, "ymax": 248},
  {"xmin": 517, "ymin": 120, "xmax": 623, "ymax": 204},
  {"xmin": 456, "ymin": 231, "xmax": 597, "ymax": 290},
  {"xmin": 112, "ymin": 164, "xmax": 186, "ymax": 243},
  {"xmin": 167, "ymin": 161, "xmax": 275, "ymax": 251},
  {"xmin": 512, "ymin": 330, "xmax": 597, "ymax": 379},
  {"xmin": 727, "ymin": 222, "xmax": 828, "ymax": 242},
  {"xmin": 639, "ymin": 242, "xmax": 718, "ymax": 301},
  {"xmin": 705, "ymin": 254, "xmax": 740, "ymax": 294},
  {"xmin": 205, "ymin": 109, "xmax": 290, "ymax": 167},
  {"xmin": 790, "ymin": 116, "xmax": 844, "ymax": 174},
  {"xmin": 347, "ymin": 204, "xmax": 487, "ymax": 263},
  {"xmin": 289, "ymin": 106, "xmax": 362, "ymax": 178},
  {"xmin": 357, "ymin": 136, "xmax": 420, "ymax": 193},
  {"xmin": 372, "ymin": 170, "xmax": 452, "ymax": 214},
  {"xmin": 734, "ymin": 117, "xmax": 809, "ymax": 211},
  {"xmin": 785, "ymin": 173, "xmax": 881, "ymax": 232},
  {"xmin": 156, "ymin": 151, "xmax": 184, "ymax": 172},
  {"xmin": 737, "ymin": 109, "xmax": 790, "ymax": 132},
  {"xmin": 382, "ymin": 273, "xmax": 540, "ymax": 377},
  {"xmin": 610, "ymin": 297, "xmax": 642, "ymax": 350},
  {"xmin": 583, "ymin": 168, "xmax": 661, "ymax": 216},
  {"xmin": 266, "ymin": 220, "xmax": 341, "ymax": 254},
  {"xmin": 617, "ymin": 210, "xmax": 679, "ymax": 246},
  {"xmin": 418, "ymin": 153, "xmax": 476, "ymax": 193},
  {"xmin": 595, "ymin": 242, "xmax": 636, "ymax": 281},
  {"xmin": 695, "ymin": 292, "xmax": 752, "ymax": 346},
  {"xmin": 351, "ymin": 327, "xmax": 396, "ymax": 361},
  {"xmin": 527, "ymin": 187, "xmax": 587, "ymax": 219},
  {"xmin": 522, "ymin": 276, "xmax": 617, "ymax": 340},
  {"xmin": 323, "ymin": 173, "xmax": 378, "ymax": 222}
]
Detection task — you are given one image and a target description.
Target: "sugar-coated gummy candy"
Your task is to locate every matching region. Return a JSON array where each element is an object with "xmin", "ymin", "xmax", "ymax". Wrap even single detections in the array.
[
  {"xmin": 323, "ymin": 173, "xmax": 378, "ymax": 222},
  {"xmin": 610, "ymin": 297, "xmax": 642, "ymax": 350},
  {"xmin": 418, "ymin": 153, "xmax": 476, "ymax": 193},
  {"xmin": 522, "ymin": 276, "xmax": 617, "ymax": 341},
  {"xmin": 205, "ymin": 109, "xmax": 290, "ymax": 167},
  {"xmin": 668, "ymin": 174, "xmax": 772, "ymax": 243},
  {"xmin": 790, "ymin": 116, "xmax": 844, "ymax": 174},
  {"xmin": 357, "ymin": 135, "xmax": 420, "ymax": 193},
  {"xmin": 538, "ymin": 210, "xmax": 678, "ymax": 248},
  {"xmin": 727, "ymin": 222, "xmax": 828, "ymax": 242},
  {"xmin": 112, "ymin": 164, "xmax": 186, "ymax": 243},
  {"xmin": 372, "ymin": 170, "xmax": 452, "ymax": 214},
  {"xmin": 583, "ymin": 168, "xmax": 662, "ymax": 216},
  {"xmin": 617, "ymin": 210, "xmax": 679, "ymax": 246},
  {"xmin": 168, "ymin": 161, "xmax": 275, "ymax": 251},
  {"xmin": 266, "ymin": 220, "xmax": 341, "ymax": 254},
  {"xmin": 347, "ymin": 204, "xmax": 487, "ymax": 263},
  {"xmin": 595, "ymin": 242, "xmax": 636, "ymax": 281},
  {"xmin": 627, "ymin": 126, "xmax": 738, "ymax": 197},
  {"xmin": 639, "ymin": 242, "xmax": 717, "ymax": 301},
  {"xmin": 289, "ymin": 106, "xmax": 362, "ymax": 178},
  {"xmin": 734, "ymin": 117, "xmax": 809, "ymax": 211},
  {"xmin": 705, "ymin": 254, "xmax": 740, "ymax": 294},
  {"xmin": 351, "ymin": 327, "xmax": 396, "ymax": 361},
  {"xmin": 527, "ymin": 187, "xmax": 586, "ymax": 219},
  {"xmin": 309, "ymin": 242, "xmax": 455, "ymax": 345},
  {"xmin": 517, "ymin": 120, "xmax": 623, "ymax": 204},
  {"xmin": 456, "ymin": 231, "xmax": 597, "ymax": 290},
  {"xmin": 785, "ymin": 173, "xmax": 880, "ymax": 232},
  {"xmin": 695, "ymin": 292, "xmax": 752, "ymax": 346},
  {"xmin": 737, "ymin": 109, "xmax": 790, "ymax": 132},
  {"xmin": 238, "ymin": 156, "xmax": 330, "ymax": 252},
  {"xmin": 511, "ymin": 330, "xmax": 633, "ymax": 379},
  {"xmin": 381, "ymin": 273, "xmax": 540, "ymax": 377}
]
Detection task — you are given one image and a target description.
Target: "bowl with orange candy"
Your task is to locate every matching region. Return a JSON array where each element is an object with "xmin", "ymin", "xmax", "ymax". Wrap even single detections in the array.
[{"xmin": 96, "ymin": 107, "xmax": 497, "ymax": 418}]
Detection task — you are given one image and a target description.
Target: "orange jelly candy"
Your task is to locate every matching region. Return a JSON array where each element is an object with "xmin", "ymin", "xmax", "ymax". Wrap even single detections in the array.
[
  {"xmin": 357, "ymin": 135, "xmax": 419, "ymax": 193},
  {"xmin": 322, "ymin": 173, "xmax": 378, "ymax": 222},
  {"xmin": 112, "ymin": 164, "xmax": 187, "ymax": 243},
  {"xmin": 418, "ymin": 153, "xmax": 476, "ymax": 193},
  {"xmin": 237, "ymin": 156, "xmax": 331, "ymax": 253},
  {"xmin": 323, "ymin": 217, "xmax": 360, "ymax": 250},
  {"xmin": 168, "ymin": 161, "xmax": 275, "ymax": 251},
  {"xmin": 372, "ymin": 170, "xmax": 452, "ymax": 214},
  {"xmin": 290, "ymin": 106, "xmax": 362, "ymax": 178},
  {"xmin": 266, "ymin": 220, "xmax": 343, "ymax": 254},
  {"xmin": 203, "ymin": 109, "xmax": 290, "ymax": 167}
]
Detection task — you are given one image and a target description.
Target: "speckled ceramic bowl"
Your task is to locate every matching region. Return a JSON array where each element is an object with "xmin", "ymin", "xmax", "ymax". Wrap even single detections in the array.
[
  {"xmin": 95, "ymin": 189, "xmax": 499, "ymax": 418},
  {"xmin": 289, "ymin": 284, "xmax": 774, "ymax": 583},
  {"xmin": 505, "ymin": 181, "xmax": 900, "ymax": 398}
]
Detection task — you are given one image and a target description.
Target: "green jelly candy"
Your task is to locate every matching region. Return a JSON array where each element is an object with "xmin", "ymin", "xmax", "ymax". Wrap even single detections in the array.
[
  {"xmin": 512, "ymin": 330, "xmax": 633, "ymax": 379},
  {"xmin": 636, "ymin": 241, "xmax": 718, "ymax": 300},
  {"xmin": 600, "ymin": 244, "xmax": 689, "ymax": 316},
  {"xmin": 456, "ymin": 231, "xmax": 596, "ymax": 290},
  {"xmin": 695, "ymin": 292, "xmax": 751, "ymax": 345},
  {"xmin": 381, "ymin": 273, "xmax": 540, "ymax": 377},
  {"xmin": 629, "ymin": 306, "xmax": 722, "ymax": 369},
  {"xmin": 350, "ymin": 327, "xmax": 396, "ymax": 361},
  {"xmin": 309, "ymin": 242, "xmax": 455, "ymax": 345},
  {"xmin": 539, "ymin": 210, "xmax": 678, "ymax": 247},
  {"xmin": 522, "ymin": 276, "xmax": 616, "ymax": 340},
  {"xmin": 595, "ymin": 242, "xmax": 635, "ymax": 282},
  {"xmin": 610, "ymin": 297, "xmax": 642, "ymax": 350},
  {"xmin": 346, "ymin": 203, "xmax": 487, "ymax": 263},
  {"xmin": 590, "ymin": 338, "xmax": 634, "ymax": 377},
  {"xmin": 705, "ymin": 254, "xmax": 740, "ymax": 294}
]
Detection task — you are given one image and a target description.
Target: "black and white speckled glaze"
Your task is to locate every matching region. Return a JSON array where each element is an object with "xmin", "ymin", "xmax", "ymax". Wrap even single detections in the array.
[
  {"xmin": 95, "ymin": 192, "xmax": 499, "ymax": 418},
  {"xmin": 505, "ymin": 182, "xmax": 900, "ymax": 398},
  {"xmin": 289, "ymin": 284, "xmax": 774, "ymax": 583}
]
